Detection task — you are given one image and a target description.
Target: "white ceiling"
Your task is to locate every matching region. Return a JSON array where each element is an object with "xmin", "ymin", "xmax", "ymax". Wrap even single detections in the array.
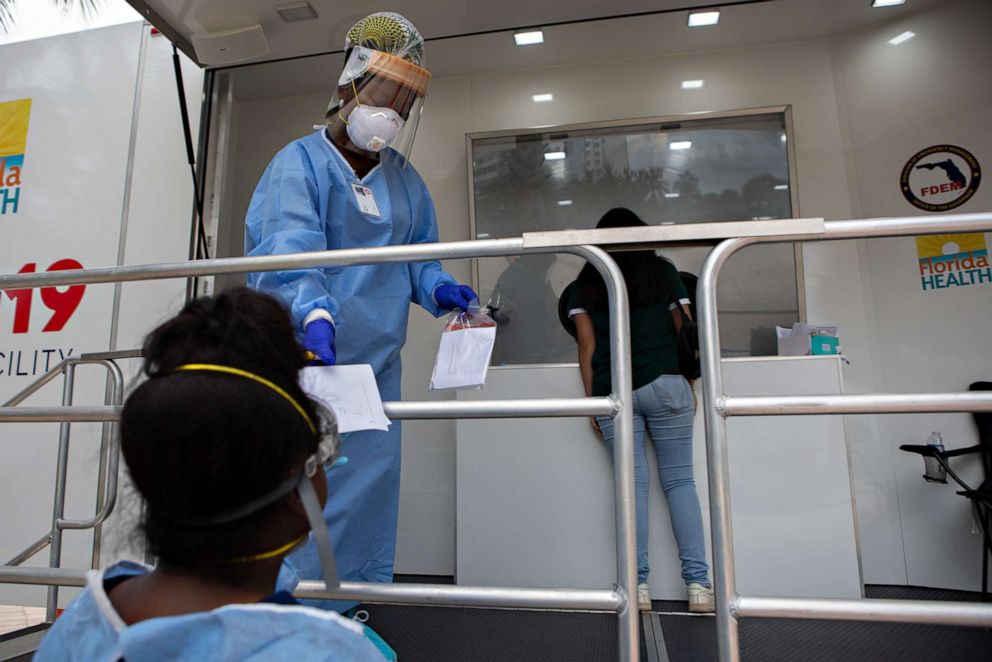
[
  {"xmin": 220, "ymin": 0, "xmax": 947, "ymax": 101},
  {"xmin": 126, "ymin": 0, "xmax": 944, "ymax": 68}
]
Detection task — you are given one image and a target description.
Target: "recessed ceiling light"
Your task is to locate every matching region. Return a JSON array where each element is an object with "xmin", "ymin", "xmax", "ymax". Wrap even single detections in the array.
[
  {"xmin": 888, "ymin": 30, "xmax": 915, "ymax": 45},
  {"xmin": 781, "ymin": 133, "xmax": 787, "ymax": 143},
  {"xmin": 544, "ymin": 151, "xmax": 566, "ymax": 161},
  {"xmin": 774, "ymin": 184, "xmax": 789, "ymax": 190},
  {"xmin": 276, "ymin": 1, "xmax": 318, "ymax": 22},
  {"xmin": 664, "ymin": 193, "xmax": 680, "ymax": 199},
  {"xmin": 532, "ymin": 93, "xmax": 554, "ymax": 103},
  {"xmin": 669, "ymin": 141, "xmax": 692, "ymax": 151},
  {"xmin": 558, "ymin": 200, "xmax": 573, "ymax": 206},
  {"xmin": 688, "ymin": 11, "xmax": 720, "ymax": 27},
  {"xmin": 514, "ymin": 30, "xmax": 544, "ymax": 46},
  {"xmin": 682, "ymin": 80, "xmax": 704, "ymax": 89},
  {"xmin": 661, "ymin": 221, "xmax": 676, "ymax": 225},
  {"xmin": 872, "ymin": 0, "xmax": 906, "ymax": 7}
]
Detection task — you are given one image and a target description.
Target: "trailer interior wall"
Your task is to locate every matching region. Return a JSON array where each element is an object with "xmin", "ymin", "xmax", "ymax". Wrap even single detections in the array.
[
  {"xmin": 814, "ymin": 0, "xmax": 992, "ymax": 588},
  {"xmin": 218, "ymin": 33, "xmax": 847, "ymax": 578},
  {"xmin": 127, "ymin": 0, "xmax": 992, "ymax": 588}
]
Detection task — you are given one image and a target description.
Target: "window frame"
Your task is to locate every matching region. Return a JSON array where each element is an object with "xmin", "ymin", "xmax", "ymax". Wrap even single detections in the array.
[{"xmin": 465, "ymin": 105, "xmax": 805, "ymax": 331}]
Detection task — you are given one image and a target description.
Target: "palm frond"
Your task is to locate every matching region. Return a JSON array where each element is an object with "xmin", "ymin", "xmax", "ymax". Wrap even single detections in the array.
[
  {"xmin": 53, "ymin": 0, "xmax": 104, "ymax": 19},
  {"xmin": 0, "ymin": 1, "xmax": 15, "ymax": 33},
  {"xmin": 0, "ymin": 0, "xmax": 105, "ymax": 35}
]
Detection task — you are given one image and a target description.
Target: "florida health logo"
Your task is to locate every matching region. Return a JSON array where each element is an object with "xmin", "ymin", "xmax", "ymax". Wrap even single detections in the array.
[
  {"xmin": 0, "ymin": 98, "xmax": 31, "ymax": 216},
  {"xmin": 916, "ymin": 234, "xmax": 991, "ymax": 292}
]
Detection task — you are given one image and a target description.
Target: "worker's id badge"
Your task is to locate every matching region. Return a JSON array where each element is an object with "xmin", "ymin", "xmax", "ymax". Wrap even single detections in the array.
[{"xmin": 351, "ymin": 183, "xmax": 382, "ymax": 218}]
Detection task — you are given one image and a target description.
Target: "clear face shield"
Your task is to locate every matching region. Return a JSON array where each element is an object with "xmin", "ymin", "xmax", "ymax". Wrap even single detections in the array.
[
  {"xmin": 325, "ymin": 47, "xmax": 430, "ymax": 162},
  {"xmin": 295, "ymin": 403, "xmax": 342, "ymax": 589}
]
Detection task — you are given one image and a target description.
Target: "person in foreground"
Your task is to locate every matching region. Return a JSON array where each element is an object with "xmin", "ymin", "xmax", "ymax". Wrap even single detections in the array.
[
  {"xmin": 244, "ymin": 12, "xmax": 476, "ymax": 608},
  {"xmin": 568, "ymin": 208, "xmax": 715, "ymax": 614},
  {"xmin": 35, "ymin": 288, "xmax": 388, "ymax": 661}
]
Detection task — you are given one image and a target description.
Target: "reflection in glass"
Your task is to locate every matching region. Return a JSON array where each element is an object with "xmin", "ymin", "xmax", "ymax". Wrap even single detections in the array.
[
  {"xmin": 487, "ymin": 255, "xmax": 575, "ymax": 365},
  {"xmin": 471, "ymin": 112, "xmax": 798, "ymax": 364}
]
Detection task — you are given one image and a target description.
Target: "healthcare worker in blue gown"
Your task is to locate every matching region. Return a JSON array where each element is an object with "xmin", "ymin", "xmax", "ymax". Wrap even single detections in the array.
[{"xmin": 245, "ymin": 13, "xmax": 476, "ymax": 610}]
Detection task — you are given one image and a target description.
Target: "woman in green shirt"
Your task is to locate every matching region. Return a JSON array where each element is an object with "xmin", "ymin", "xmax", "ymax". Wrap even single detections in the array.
[{"xmin": 568, "ymin": 208, "xmax": 713, "ymax": 613}]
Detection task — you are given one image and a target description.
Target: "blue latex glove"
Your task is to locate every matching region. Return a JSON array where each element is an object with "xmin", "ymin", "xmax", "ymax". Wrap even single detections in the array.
[
  {"xmin": 303, "ymin": 319, "xmax": 336, "ymax": 365},
  {"xmin": 434, "ymin": 284, "xmax": 478, "ymax": 312}
]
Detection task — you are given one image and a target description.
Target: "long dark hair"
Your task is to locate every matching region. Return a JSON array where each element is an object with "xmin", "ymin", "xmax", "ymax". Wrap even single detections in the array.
[
  {"xmin": 121, "ymin": 288, "xmax": 319, "ymax": 572},
  {"xmin": 577, "ymin": 208, "xmax": 676, "ymax": 311}
]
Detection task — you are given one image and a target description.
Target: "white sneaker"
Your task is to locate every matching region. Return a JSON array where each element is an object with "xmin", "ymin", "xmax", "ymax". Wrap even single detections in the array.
[
  {"xmin": 637, "ymin": 582, "xmax": 652, "ymax": 611},
  {"xmin": 687, "ymin": 583, "xmax": 715, "ymax": 613}
]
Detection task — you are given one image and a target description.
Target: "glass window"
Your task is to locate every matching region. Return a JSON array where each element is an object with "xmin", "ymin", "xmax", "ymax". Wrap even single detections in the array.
[{"xmin": 469, "ymin": 110, "xmax": 799, "ymax": 364}]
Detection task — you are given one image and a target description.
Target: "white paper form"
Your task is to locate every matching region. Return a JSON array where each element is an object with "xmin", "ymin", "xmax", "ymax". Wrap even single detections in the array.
[
  {"xmin": 300, "ymin": 364, "xmax": 390, "ymax": 433},
  {"xmin": 430, "ymin": 326, "xmax": 497, "ymax": 391},
  {"xmin": 776, "ymin": 323, "xmax": 840, "ymax": 356}
]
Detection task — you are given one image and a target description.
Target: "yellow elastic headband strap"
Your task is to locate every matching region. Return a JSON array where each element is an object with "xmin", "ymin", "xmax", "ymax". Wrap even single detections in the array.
[
  {"xmin": 228, "ymin": 533, "xmax": 308, "ymax": 564},
  {"xmin": 174, "ymin": 363, "xmax": 317, "ymax": 434}
]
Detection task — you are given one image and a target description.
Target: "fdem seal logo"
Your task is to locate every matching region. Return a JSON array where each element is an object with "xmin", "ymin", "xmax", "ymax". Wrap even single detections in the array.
[
  {"xmin": 916, "ymin": 233, "xmax": 990, "ymax": 292},
  {"xmin": 901, "ymin": 144, "xmax": 981, "ymax": 212},
  {"xmin": 0, "ymin": 98, "xmax": 31, "ymax": 216}
]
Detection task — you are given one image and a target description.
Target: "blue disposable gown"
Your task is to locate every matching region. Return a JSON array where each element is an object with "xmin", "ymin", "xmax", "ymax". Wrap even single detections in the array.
[
  {"xmin": 245, "ymin": 130, "xmax": 455, "ymax": 608},
  {"xmin": 33, "ymin": 561, "xmax": 386, "ymax": 661}
]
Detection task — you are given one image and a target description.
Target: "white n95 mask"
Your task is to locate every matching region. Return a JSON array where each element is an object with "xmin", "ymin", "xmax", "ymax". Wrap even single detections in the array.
[{"xmin": 346, "ymin": 105, "xmax": 406, "ymax": 152}]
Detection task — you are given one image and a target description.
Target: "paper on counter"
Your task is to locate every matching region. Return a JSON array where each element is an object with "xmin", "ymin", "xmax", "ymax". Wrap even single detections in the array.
[
  {"xmin": 430, "ymin": 326, "xmax": 497, "ymax": 391},
  {"xmin": 776, "ymin": 322, "xmax": 840, "ymax": 356},
  {"xmin": 301, "ymin": 364, "xmax": 390, "ymax": 433},
  {"xmin": 777, "ymin": 323, "xmax": 839, "ymax": 339}
]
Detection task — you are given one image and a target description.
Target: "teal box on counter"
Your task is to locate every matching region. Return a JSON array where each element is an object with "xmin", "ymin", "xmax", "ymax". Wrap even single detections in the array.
[
  {"xmin": 776, "ymin": 325, "xmax": 841, "ymax": 356},
  {"xmin": 810, "ymin": 334, "xmax": 840, "ymax": 355}
]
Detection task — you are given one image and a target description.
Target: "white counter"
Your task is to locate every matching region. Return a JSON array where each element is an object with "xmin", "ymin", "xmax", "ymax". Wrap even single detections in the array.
[{"xmin": 455, "ymin": 356, "xmax": 862, "ymax": 600}]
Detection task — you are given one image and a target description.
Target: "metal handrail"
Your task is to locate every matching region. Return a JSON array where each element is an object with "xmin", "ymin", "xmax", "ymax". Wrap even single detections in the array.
[
  {"xmin": 0, "ymin": 356, "xmax": 126, "ymax": 622},
  {"xmin": 0, "ymin": 397, "xmax": 617, "ymax": 423},
  {"xmin": 59, "ymin": 360, "xmax": 124, "ymax": 532},
  {"xmin": 0, "ymin": 565, "xmax": 623, "ymax": 611},
  {"xmin": 0, "ymin": 239, "xmax": 640, "ymax": 658},
  {"xmin": 697, "ymin": 212, "xmax": 992, "ymax": 662},
  {"xmin": 735, "ymin": 595, "xmax": 992, "ymax": 627},
  {"xmin": 3, "ymin": 213, "xmax": 992, "ymax": 661},
  {"xmin": 720, "ymin": 392, "xmax": 992, "ymax": 415},
  {"xmin": 4, "ymin": 533, "xmax": 52, "ymax": 567}
]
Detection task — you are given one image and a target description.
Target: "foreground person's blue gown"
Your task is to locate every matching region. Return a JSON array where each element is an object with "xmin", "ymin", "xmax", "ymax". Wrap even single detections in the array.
[
  {"xmin": 33, "ymin": 561, "xmax": 386, "ymax": 661},
  {"xmin": 245, "ymin": 130, "xmax": 455, "ymax": 609}
]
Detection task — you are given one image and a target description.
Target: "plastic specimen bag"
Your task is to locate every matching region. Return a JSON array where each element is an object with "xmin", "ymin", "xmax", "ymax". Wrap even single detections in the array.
[{"xmin": 430, "ymin": 304, "xmax": 497, "ymax": 391}]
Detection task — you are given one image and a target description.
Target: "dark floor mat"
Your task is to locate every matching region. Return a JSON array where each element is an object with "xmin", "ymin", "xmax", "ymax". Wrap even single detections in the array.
[
  {"xmin": 355, "ymin": 586, "xmax": 992, "ymax": 662},
  {"xmin": 650, "ymin": 599, "xmax": 690, "ymax": 612},
  {"xmin": 361, "ymin": 604, "xmax": 620, "ymax": 662},
  {"xmin": 656, "ymin": 613, "xmax": 992, "ymax": 662},
  {"xmin": 865, "ymin": 584, "xmax": 988, "ymax": 602}
]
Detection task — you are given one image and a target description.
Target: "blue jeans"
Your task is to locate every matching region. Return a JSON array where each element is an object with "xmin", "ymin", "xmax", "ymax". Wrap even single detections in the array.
[{"xmin": 597, "ymin": 374, "xmax": 710, "ymax": 586}]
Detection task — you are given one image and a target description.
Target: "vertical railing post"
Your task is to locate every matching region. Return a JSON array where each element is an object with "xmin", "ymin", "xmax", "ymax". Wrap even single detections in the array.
[
  {"xmin": 46, "ymin": 362, "xmax": 76, "ymax": 621},
  {"xmin": 698, "ymin": 237, "xmax": 755, "ymax": 662},
  {"xmin": 572, "ymin": 245, "xmax": 637, "ymax": 662},
  {"xmin": 91, "ymin": 360, "xmax": 125, "ymax": 568}
]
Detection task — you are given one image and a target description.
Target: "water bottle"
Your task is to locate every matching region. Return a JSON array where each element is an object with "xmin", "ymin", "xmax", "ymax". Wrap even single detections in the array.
[{"xmin": 923, "ymin": 431, "xmax": 947, "ymax": 483}]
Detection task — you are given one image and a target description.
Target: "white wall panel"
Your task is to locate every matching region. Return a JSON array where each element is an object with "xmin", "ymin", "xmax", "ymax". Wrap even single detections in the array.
[
  {"xmin": 820, "ymin": 0, "xmax": 992, "ymax": 590},
  {"xmin": 456, "ymin": 359, "xmax": 860, "ymax": 601},
  {"xmin": 99, "ymin": 27, "xmax": 204, "ymax": 565},
  {"xmin": 0, "ymin": 22, "xmax": 144, "ymax": 607},
  {"xmin": 219, "ymin": 1, "xmax": 990, "ymax": 588},
  {"xmin": 226, "ymin": 37, "xmax": 857, "ymax": 576}
]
